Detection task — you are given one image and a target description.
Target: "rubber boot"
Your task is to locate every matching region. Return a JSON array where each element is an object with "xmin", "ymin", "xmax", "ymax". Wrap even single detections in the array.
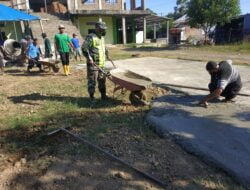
[
  {"xmin": 63, "ymin": 65, "xmax": 68, "ymax": 76},
  {"xmin": 67, "ymin": 65, "xmax": 71, "ymax": 75}
]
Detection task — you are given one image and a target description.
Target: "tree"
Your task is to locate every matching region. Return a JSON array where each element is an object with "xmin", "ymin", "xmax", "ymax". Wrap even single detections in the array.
[
  {"xmin": 167, "ymin": 0, "xmax": 189, "ymax": 20},
  {"xmin": 174, "ymin": 0, "xmax": 189, "ymax": 19},
  {"xmin": 187, "ymin": 0, "xmax": 240, "ymax": 42}
]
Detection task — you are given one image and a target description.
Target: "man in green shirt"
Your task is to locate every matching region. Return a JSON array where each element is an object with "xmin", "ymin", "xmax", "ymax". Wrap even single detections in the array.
[{"xmin": 54, "ymin": 24, "xmax": 74, "ymax": 76}]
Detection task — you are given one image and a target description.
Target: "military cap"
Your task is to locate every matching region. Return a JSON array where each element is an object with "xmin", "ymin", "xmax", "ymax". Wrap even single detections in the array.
[{"xmin": 95, "ymin": 22, "xmax": 107, "ymax": 30}]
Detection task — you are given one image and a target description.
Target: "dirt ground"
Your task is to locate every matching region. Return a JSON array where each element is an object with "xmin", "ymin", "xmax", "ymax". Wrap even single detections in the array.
[{"xmin": 0, "ymin": 65, "xmax": 244, "ymax": 190}]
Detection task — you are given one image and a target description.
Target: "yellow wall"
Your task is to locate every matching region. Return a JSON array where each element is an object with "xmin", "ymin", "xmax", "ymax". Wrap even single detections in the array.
[
  {"xmin": 77, "ymin": 16, "xmax": 114, "ymax": 44},
  {"xmin": 0, "ymin": 21, "xmax": 22, "ymax": 40}
]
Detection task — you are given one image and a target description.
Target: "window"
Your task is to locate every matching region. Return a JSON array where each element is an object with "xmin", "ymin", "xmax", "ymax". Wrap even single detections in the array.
[
  {"xmin": 82, "ymin": 0, "xmax": 95, "ymax": 4},
  {"xmin": 105, "ymin": 0, "xmax": 117, "ymax": 4}
]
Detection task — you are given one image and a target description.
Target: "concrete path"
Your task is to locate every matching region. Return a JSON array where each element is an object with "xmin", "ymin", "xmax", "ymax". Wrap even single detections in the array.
[{"xmin": 106, "ymin": 57, "xmax": 250, "ymax": 188}]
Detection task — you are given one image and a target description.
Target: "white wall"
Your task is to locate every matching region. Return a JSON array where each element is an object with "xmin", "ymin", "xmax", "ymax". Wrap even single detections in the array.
[{"xmin": 136, "ymin": 31, "xmax": 143, "ymax": 44}]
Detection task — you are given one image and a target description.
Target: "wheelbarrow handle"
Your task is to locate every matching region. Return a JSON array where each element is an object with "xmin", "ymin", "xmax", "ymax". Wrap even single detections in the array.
[
  {"xmin": 108, "ymin": 58, "xmax": 117, "ymax": 69},
  {"xmin": 92, "ymin": 62, "xmax": 112, "ymax": 79},
  {"xmin": 29, "ymin": 58, "xmax": 39, "ymax": 62}
]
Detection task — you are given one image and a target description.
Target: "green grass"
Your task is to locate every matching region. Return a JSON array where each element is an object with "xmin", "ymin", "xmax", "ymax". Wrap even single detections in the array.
[
  {"xmin": 0, "ymin": 81, "xmax": 152, "ymax": 156},
  {"xmin": 191, "ymin": 42, "xmax": 250, "ymax": 54}
]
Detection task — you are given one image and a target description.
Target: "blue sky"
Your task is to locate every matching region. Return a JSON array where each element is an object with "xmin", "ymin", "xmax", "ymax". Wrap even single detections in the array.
[{"xmin": 127, "ymin": 0, "xmax": 250, "ymax": 16}]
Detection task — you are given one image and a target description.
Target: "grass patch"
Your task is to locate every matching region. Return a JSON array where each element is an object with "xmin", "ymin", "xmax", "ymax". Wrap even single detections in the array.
[{"xmin": 190, "ymin": 42, "xmax": 250, "ymax": 54}]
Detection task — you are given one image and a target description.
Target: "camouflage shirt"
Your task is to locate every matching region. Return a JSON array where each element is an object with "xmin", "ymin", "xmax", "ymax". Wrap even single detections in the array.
[{"xmin": 82, "ymin": 32, "xmax": 108, "ymax": 67}]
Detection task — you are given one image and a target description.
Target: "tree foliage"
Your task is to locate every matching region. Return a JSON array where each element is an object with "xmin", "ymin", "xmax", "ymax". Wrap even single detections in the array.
[
  {"xmin": 167, "ymin": 0, "xmax": 189, "ymax": 20},
  {"xmin": 174, "ymin": 0, "xmax": 189, "ymax": 18},
  {"xmin": 187, "ymin": 0, "xmax": 240, "ymax": 40}
]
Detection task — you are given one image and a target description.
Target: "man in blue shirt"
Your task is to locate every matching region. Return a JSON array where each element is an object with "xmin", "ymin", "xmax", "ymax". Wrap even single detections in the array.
[
  {"xmin": 27, "ymin": 38, "xmax": 43, "ymax": 72},
  {"xmin": 71, "ymin": 33, "xmax": 82, "ymax": 61}
]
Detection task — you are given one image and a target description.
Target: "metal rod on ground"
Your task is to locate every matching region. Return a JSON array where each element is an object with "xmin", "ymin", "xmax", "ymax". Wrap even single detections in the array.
[
  {"xmin": 159, "ymin": 83, "xmax": 250, "ymax": 97},
  {"xmin": 48, "ymin": 128, "xmax": 166, "ymax": 188}
]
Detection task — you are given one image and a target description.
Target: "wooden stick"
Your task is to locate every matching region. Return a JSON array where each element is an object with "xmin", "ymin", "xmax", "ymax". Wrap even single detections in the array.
[{"xmin": 158, "ymin": 83, "xmax": 250, "ymax": 97}]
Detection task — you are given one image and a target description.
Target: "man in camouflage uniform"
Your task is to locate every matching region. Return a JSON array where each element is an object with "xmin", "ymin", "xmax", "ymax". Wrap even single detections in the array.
[{"xmin": 82, "ymin": 22, "xmax": 109, "ymax": 101}]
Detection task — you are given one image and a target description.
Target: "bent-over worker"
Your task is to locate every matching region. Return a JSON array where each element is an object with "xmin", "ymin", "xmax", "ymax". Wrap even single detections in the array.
[{"xmin": 199, "ymin": 60, "xmax": 242, "ymax": 107}]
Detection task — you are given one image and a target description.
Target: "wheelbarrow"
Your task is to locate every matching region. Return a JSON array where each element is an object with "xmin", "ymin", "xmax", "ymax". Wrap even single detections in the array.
[
  {"xmin": 38, "ymin": 58, "xmax": 60, "ymax": 73},
  {"xmin": 93, "ymin": 60, "xmax": 152, "ymax": 105}
]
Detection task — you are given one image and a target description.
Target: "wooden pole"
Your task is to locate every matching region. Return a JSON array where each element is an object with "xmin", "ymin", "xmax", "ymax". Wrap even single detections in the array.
[
  {"xmin": 13, "ymin": 21, "xmax": 18, "ymax": 40},
  {"xmin": 39, "ymin": 20, "xmax": 44, "ymax": 33}
]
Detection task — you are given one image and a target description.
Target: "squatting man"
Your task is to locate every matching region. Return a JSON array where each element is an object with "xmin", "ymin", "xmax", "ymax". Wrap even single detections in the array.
[{"xmin": 199, "ymin": 60, "xmax": 242, "ymax": 107}]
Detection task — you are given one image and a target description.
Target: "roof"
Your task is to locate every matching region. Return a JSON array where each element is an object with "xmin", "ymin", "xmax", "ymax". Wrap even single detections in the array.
[
  {"xmin": 230, "ymin": 13, "xmax": 250, "ymax": 20},
  {"xmin": 0, "ymin": 4, "xmax": 40, "ymax": 21},
  {"xmin": 174, "ymin": 15, "xmax": 188, "ymax": 25},
  {"xmin": 134, "ymin": 14, "xmax": 170, "ymax": 29}
]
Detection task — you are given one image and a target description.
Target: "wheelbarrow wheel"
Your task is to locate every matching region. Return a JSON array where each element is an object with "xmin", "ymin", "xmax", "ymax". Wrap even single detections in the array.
[{"xmin": 129, "ymin": 91, "xmax": 148, "ymax": 106}]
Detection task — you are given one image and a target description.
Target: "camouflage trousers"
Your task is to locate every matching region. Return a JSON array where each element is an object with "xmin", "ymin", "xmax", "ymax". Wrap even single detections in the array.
[{"xmin": 87, "ymin": 63, "xmax": 106, "ymax": 96}]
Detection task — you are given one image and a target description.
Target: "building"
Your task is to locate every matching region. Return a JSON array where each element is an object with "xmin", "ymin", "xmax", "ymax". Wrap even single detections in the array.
[
  {"xmin": 215, "ymin": 14, "xmax": 250, "ymax": 44},
  {"xmin": 170, "ymin": 15, "xmax": 204, "ymax": 44},
  {"xmin": 0, "ymin": 0, "xmax": 169, "ymax": 44},
  {"xmin": 69, "ymin": 0, "xmax": 150, "ymax": 44}
]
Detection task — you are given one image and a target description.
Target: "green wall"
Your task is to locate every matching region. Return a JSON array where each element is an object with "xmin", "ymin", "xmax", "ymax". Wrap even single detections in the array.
[
  {"xmin": 0, "ymin": 21, "xmax": 22, "ymax": 40},
  {"xmin": 77, "ymin": 16, "xmax": 114, "ymax": 44}
]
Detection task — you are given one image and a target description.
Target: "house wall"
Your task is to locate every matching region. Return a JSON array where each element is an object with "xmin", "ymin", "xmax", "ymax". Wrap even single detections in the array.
[
  {"xmin": 184, "ymin": 26, "xmax": 204, "ymax": 41},
  {"xmin": 75, "ymin": 16, "xmax": 115, "ymax": 44},
  {"xmin": 11, "ymin": 0, "xmax": 29, "ymax": 10},
  {"xmin": 136, "ymin": 31, "xmax": 143, "ymax": 43},
  {"xmin": 169, "ymin": 26, "xmax": 204, "ymax": 44},
  {"xmin": 243, "ymin": 14, "xmax": 250, "ymax": 41},
  {"xmin": 0, "ymin": 0, "xmax": 12, "ymax": 6},
  {"xmin": 0, "ymin": 0, "xmax": 28, "ymax": 9},
  {"xmin": 243, "ymin": 14, "xmax": 250, "ymax": 31}
]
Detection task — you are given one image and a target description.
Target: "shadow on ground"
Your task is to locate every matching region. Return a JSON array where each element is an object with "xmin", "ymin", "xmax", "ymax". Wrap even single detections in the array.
[{"xmin": 8, "ymin": 93, "xmax": 123, "ymax": 109}]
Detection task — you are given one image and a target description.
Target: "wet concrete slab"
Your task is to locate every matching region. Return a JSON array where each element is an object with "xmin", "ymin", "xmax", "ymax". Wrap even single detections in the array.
[
  {"xmin": 106, "ymin": 57, "xmax": 250, "ymax": 105},
  {"xmin": 106, "ymin": 57, "xmax": 250, "ymax": 188}
]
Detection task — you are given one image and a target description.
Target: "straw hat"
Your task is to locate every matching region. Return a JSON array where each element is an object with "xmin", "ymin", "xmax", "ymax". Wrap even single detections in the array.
[{"xmin": 58, "ymin": 24, "xmax": 65, "ymax": 29}]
